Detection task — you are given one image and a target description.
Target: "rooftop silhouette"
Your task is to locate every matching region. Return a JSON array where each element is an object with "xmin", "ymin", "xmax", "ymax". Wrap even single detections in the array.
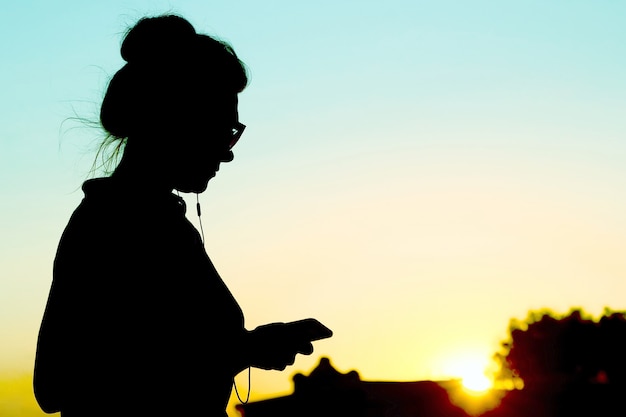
[{"xmin": 235, "ymin": 357, "xmax": 471, "ymax": 417}]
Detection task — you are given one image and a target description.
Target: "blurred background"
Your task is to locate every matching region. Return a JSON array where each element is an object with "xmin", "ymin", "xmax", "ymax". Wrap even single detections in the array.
[{"xmin": 2, "ymin": 1, "xmax": 626, "ymax": 416}]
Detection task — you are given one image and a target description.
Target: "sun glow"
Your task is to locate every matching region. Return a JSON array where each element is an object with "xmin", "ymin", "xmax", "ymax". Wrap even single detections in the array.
[
  {"xmin": 440, "ymin": 353, "xmax": 494, "ymax": 392},
  {"xmin": 458, "ymin": 364, "xmax": 492, "ymax": 393},
  {"xmin": 438, "ymin": 352, "xmax": 504, "ymax": 416}
]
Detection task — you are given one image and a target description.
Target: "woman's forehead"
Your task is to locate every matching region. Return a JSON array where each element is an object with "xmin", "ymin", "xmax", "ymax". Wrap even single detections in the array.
[{"xmin": 189, "ymin": 97, "xmax": 238, "ymax": 126}]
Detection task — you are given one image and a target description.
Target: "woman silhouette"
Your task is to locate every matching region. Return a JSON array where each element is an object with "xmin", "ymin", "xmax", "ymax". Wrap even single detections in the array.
[{"xmin": 34, "ymin": 14, "xmax": 330, "ymax": 417}]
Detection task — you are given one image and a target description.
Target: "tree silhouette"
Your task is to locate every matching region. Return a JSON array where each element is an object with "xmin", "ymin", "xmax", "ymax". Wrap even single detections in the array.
[{"xmin": 485, "ymin": 308, "xmax": 626, "ymax": 417}]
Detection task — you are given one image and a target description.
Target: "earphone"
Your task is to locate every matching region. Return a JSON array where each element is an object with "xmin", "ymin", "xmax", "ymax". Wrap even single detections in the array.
[
  {"xmin": 195, "ymin": 193, "xmax": 251, "ymax": 404},
  {"xmin": 196, "ymin": 194, "xmax": 205, "ymax": 246}
]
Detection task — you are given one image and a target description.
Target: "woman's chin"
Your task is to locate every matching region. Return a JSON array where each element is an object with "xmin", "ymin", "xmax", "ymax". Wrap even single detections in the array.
[
  {"xmin": 176, "ymin": 170, "xmax": 218, "ymax": 193},
  {"xmin": 175, "ymin": 179, "xmax": 211, "ymax": 194}
]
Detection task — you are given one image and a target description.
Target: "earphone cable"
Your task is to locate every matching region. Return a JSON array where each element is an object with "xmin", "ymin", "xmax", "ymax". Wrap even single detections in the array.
[
  {"xmin": 196, "ymin": 193, "xmax": 205, "ymax": 246},
  {"xmin": 195, "ymin": 193, "xmax": 250, "ymax": 403}
]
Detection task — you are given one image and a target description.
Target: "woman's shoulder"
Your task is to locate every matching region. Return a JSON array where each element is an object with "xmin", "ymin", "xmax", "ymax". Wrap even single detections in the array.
[
  {"xmin": 61, "ymin": 177, "xmax": 196, "ymax": 251},
  {"xmin": 81, "ymin": 176, "xmax": 186, "ymax": 215}
]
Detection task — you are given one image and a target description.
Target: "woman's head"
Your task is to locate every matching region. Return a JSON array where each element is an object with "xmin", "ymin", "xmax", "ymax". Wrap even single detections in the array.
[
  {"xmin": 98, "ymin": 14, "xmax": 248, "ymax": 192},
  {"xmin": 101, "ymin": 14, "xmax": 247, "ymax": 139}
]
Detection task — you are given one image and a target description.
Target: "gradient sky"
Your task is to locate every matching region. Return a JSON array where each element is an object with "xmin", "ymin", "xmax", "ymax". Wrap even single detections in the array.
[{"xmin": 3, "ymin": 1, "xmax": 626, "ymax": 416}]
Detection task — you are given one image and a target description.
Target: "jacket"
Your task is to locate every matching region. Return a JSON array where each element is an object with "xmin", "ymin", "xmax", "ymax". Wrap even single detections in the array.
[{"xmin": 34, "ymin": 177, "xmax": 246, "ymax": 416}]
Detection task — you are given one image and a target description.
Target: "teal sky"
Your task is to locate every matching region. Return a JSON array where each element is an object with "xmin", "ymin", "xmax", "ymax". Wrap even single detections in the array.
[{"xmin": 3, "ymin": 1, "xmax": 626, "ymax": 416}]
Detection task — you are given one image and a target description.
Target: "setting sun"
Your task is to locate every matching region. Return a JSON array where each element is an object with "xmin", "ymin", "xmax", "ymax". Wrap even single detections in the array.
[
  {"xmin": 440, "ymin": 353, "xmax": 503, "ymax": 416},
  {"xmin": 459, "ymin": 366, "xmax": 492, "ymax": 393},
  {"xmin": 440, "ymin": 353, "xmax": 494, "ymax": 393}
]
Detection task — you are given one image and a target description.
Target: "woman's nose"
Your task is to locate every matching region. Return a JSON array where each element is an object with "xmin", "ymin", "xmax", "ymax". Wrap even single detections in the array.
[{"xmin": 220, "ymin": 150, "xmax": 234, "ymax": 163}]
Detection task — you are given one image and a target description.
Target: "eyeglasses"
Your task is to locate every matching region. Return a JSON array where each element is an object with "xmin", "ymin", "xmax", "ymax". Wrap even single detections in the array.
[{"xmin": 229, "ymin": 122, "xmax": 246, "ymax": 150}]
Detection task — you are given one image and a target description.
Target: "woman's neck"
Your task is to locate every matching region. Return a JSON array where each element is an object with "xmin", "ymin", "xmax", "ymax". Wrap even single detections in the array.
[{"xmin": 111, "ymin": 142, "xmax": 174, "ymax": 194}]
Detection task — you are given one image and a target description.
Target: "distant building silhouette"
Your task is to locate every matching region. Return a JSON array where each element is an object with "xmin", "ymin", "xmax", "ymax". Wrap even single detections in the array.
[{"xmin": 235, "ymin": 357, "xmax": 470, "ymax": 417}]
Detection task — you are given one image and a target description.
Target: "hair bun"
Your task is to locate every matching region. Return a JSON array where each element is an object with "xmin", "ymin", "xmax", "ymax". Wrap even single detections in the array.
[{"xmin": 120, "ymin": 15, "xmax": 197, "ymax": 63}]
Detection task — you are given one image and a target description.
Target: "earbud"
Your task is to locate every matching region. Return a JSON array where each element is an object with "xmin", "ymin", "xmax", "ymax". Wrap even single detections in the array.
[{"xmin": 196, "ymin": 193, "xmax": 205, "ymax": 246}]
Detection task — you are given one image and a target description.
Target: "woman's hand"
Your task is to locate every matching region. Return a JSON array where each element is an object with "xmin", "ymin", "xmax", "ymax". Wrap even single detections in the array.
[{"xmin": 246, "ymin": 322, "xmax": 315, "ymax": 371}]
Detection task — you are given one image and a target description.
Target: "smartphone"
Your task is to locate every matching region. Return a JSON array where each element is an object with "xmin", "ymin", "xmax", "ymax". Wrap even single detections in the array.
[{"xmin": 285, "ymin": 318, "xmax": 333, "ymax": 342}]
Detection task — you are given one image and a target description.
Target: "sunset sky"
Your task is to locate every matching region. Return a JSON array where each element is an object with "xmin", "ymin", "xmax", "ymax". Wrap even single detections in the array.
[{"xmin": 3, "ymin": 1, "xmax": 626, "ymax": 416}]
